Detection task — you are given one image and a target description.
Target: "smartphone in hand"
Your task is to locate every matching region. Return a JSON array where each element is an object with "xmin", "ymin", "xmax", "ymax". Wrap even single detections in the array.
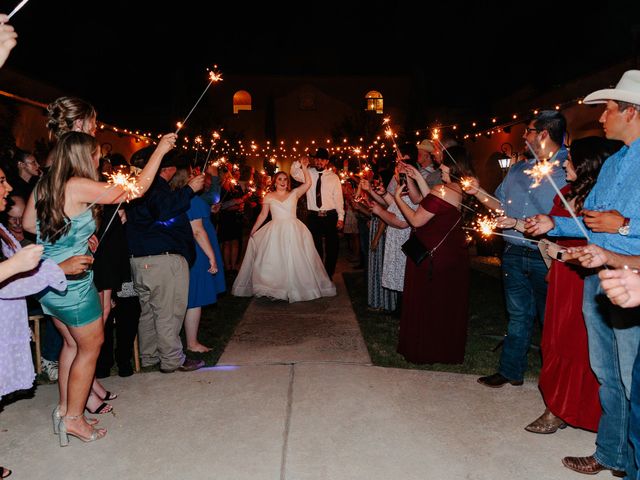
[{"xmin": 398, "ymin": 173, "xmax": 407, "ymax": 186}]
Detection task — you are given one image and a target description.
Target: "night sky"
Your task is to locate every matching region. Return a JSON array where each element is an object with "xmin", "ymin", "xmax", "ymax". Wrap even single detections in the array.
[{"xmin": 4, "ymin": 0, "xmax": 640, "ymax": 132}]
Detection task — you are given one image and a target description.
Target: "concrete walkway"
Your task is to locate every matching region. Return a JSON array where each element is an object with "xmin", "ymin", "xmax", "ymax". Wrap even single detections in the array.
[{"xmin": 0, "ymin": 262, "xmax": 597, "ymax": 479}]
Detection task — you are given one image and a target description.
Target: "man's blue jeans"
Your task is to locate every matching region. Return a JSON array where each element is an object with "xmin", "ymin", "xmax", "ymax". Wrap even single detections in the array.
[
  {"xmin": 583, "ymin": 274, "xmax": 640, "ymax": 476},
  {"xmin": 498, "ymin": 244, "xmax": 548, "ymax": 381},
  {"xmin": 630, "ymin": 347, "xmax": 640, "ymax": 480}
]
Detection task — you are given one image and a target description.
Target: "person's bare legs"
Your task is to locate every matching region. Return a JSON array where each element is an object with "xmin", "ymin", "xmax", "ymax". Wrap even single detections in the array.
[
  {"xmin": 185, "ymin": 307, "xmax": 211, "ymax": 352},
  {"xmin": 59, "ymin": 318, "xmax": 106, "ymax": 439},
  {"xmin": 90, "ymin": 290, "xmax": 114, "ymax": 404},
  {"xmin": 53, "ymin": 318, "xmax": 77, "ymax": 415}
]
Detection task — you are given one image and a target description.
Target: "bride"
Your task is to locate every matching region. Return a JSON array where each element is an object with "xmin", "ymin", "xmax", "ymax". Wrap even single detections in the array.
[{"xmin": 232, "ymin": 156, "xmax": 336, "ymax": 302}]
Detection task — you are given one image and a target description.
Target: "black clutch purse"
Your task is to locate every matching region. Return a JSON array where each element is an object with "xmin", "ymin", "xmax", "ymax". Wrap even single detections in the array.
[{"xmin": 401, "ymin": 234, "xmax": 431, "ymax": 266}]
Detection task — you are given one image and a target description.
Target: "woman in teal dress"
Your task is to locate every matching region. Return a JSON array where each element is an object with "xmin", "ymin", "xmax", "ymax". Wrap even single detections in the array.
[{"xmin": 24, "ymin": 131, "xmax": 177, "ymax": 445}]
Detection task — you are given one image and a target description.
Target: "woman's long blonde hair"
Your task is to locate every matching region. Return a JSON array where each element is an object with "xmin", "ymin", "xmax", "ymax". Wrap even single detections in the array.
[{"xmin": 37, "ymin": 132, "xmax": 100, "ymax": 242}]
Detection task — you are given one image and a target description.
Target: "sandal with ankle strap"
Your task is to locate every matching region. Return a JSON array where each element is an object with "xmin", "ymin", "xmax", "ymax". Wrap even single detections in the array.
[
  {"xmin": 52, "ymin": 406, "xmax": 98, "ymax": 434},
  {"xmin": 101, "ymin": 391, "xmax": 117, "ymax": 401},
  {"xmin": 85, "ymin": 401, "xmax": 113, "ymax": 415},
  {"xmin": 58, "ymin": 415, "xmax": 107, "ymax": 447}
]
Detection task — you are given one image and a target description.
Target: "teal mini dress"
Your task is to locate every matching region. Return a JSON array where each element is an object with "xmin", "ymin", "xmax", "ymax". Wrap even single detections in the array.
[{"xmin": 37, "ymin": 209, "xmax": 102, "ymax": 327}]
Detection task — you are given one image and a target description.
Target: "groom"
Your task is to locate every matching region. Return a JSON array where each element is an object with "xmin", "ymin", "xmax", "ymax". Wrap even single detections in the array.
[{"xmin": 291, "ymin": 148, "xmax": 344, "ymax": 279}]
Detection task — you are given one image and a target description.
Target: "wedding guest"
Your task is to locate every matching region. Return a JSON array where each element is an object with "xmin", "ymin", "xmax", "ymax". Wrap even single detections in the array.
[
  {"xmin": 7, "ymin": 149, "xmax": 41, "ymax": 200},
  {"xmin": 125, "ymin": 148, "xmax": 205, "ymax": 374},
  {"xmin": 522, "ymin": 136, "xmax": 619, "ymax": 434},
  {"xmin": 359, "ymin": 175, "xmax": 397, "ymax": 311},
  {"xmin": 45, "ymin": 95, "xmax": 115, "ymax": 406},
  {"xmin": 0, "ymin": 167, "xmax": 65, "ymax": 402},
  {"xmin": 524, "ymin": 72, "xmax": 640, "ymax": 477},
  {"xmin": 170, "ymin": 166, "xmax": 225, "ymax": 352},
  {"xmin": 467, "ymin": 111, "xmax": 567, "ymax": 388},
  {"xmin": 5, "ymin": 195, "xmax": 29, "ymax": 246},
  {"xmin": 0, "ymin": 17, "xmax": 26, "ymax": 476},
  {"xmin": 218, "ymin": 171, "xmax": 246, "ymax": 273},
  {"xmin": 394, "ymin": 146, "xmax": 473, "ymax": 364},
  {"xmin": 366, "ymin": 144, "xmax": 420, "ymax": 294},
  {"xmin": 23, "ymin": 131, "xmax": 177, "ymax": 445}
]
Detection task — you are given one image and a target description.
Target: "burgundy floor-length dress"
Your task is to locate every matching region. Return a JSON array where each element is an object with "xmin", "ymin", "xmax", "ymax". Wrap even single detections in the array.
[
  {"xmin": 539, "ymin": 186, "xmax": 601, "ymax": 431},
  {"xmin": 398, "ymin": 193, "xmax": 469, "ymax": 364}
]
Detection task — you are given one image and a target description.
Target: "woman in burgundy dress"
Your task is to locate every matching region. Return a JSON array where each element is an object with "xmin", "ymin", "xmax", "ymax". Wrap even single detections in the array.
[
  {"xmin": 394, "ymin": 146, "xmax": 473, "ymax": 364},
  {"xmin": 525, "ymin": 136, "xmax": 622, "ymax": 433}
]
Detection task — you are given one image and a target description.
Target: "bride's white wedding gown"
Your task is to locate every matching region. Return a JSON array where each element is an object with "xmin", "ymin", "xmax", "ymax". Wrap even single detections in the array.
[{"xmin": 231, "ymin": 191, "xmax": 337, "ymax": 302}]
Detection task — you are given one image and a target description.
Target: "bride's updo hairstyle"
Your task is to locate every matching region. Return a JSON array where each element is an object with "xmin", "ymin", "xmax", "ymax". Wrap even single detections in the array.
[{"xmin": 271, "ymin": 171, "xmax": 290, "ymax": 192}]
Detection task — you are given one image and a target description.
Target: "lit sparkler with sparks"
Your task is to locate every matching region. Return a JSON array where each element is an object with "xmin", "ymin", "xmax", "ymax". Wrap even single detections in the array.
[
  {"xmin": 460, "ymin": 177, "xmax": 473, "ymax": 190},
  {"xmin": 382, "ymin": 117, "xmax": 403, "ymax": 159},
  {"xmin": 107, "ymin": 171, "xmax": 142, "ymax": 201},
  {"xmin": 524, "ymin": 155, "xmax": 559, "ymax": 188},
  {"xmin": 202, "ymin": 130, "xmax": 221, "ymax": 170},
  {"xmin": 475, "ymin": 216, "xmax": 499, "ymax": 237},
  {"xmin": 175, "ymin": 66, "xmax": 223, "ymax": 134},
  {"xmin": 525, "ymin": 140, "xmax": 590, "ymax": 241}
]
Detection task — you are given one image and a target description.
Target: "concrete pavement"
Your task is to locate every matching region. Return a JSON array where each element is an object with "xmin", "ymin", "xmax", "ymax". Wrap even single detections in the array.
[{"xmin": 0, "ymin": 264, "xmax": 597, "ymax": 479}]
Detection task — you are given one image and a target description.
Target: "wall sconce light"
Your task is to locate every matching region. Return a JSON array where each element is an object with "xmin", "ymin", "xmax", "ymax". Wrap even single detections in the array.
[{"xmin": 498, "ymin": 142, "xmax": 515, "ymax": 174}]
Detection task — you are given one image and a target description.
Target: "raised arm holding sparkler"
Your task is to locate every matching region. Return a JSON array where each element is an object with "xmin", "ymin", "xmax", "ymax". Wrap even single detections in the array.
[{"xmin": 23, "ymin": 133, "xmax": 177, "ymax": 236}]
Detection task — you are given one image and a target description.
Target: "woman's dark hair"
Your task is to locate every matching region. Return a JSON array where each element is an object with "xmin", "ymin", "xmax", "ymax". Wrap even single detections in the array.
[
  {"xmin": 440, "ymin": 145, "xmax": 475, "ymax": 179},
  {"xmin": 398, "ymin": 142, "xmax": 418, "ymax": 168},
  {"xmin": 566, "ymin": 136, "xmax": 623, "ymax": 212}
]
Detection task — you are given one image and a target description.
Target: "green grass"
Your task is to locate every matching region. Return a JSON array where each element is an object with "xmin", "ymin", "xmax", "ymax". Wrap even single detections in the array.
[{"xmin": 342, "ymin": 268, "xmax": 542, "ymax": 378}]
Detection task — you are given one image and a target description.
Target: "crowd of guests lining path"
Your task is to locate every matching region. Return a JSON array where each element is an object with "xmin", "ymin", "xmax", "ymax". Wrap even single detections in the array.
[{"xmin": 4, "ymin": 14, "xmax": 640, "ymax": 480}]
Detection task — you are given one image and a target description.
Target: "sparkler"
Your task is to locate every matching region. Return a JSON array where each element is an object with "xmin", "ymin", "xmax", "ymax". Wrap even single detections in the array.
[
  {"xmin": 463, "ymin": 226, "xmax": 542, "ymax": 244},
  {"xmin": 430, "ymin": 137, "xmax": 502, "ymax": 205},
  {"xmin": 7, "ymin": 0, "xmax": 29, "ymax": 20},
  {"xmin": 175, "ymin": 66, "xmax": 223, "ymax": 134},
  {"xmin": 523, "ymin": 154, "xmax": 559, "ymax": 188},
  {"xmin": 106, "ymin": 170, "xmax": 142, "ymax": 201},
  {"xmin": 96, "ymin": 201, "xmax": 124, "ymax": 246},
  {"xmin": 58, "ymin": 171, "xmax": 140, "ymax": 237},
  {"xmin": 202, "ymin": 131, "xmax": 221, "ymax": 171},
  {"xmin": 525, "ymin": 140, "xmax": 590, "ymax": 241},
  {"xmin": 382, "ymin": 117, "xmax": 403, "ymax": 159}
]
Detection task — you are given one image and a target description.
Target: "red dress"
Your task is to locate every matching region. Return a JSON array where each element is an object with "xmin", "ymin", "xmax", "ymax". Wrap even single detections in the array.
[
  {"xmin": 539, "ymin": 186, "xmax": 601, "ymax": 431},
  {"xmin": 397, "ymin": 194, "xmax": 469, "ymax": 364}
]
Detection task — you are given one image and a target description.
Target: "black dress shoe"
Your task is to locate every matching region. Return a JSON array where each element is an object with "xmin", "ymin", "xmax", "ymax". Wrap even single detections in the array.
[{"xmin": 477, "ymin": 372, "xmax": 524, "ymax": 388}]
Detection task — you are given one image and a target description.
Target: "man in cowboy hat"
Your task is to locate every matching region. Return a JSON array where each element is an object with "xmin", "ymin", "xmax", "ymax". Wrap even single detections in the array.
[
  {"xmin": 525, "ymin": 70, "xmax": 640, "ymax": 478},
  {"xmin": 291, "ymin": 147, "xmax": 344, "ymax": 279}
]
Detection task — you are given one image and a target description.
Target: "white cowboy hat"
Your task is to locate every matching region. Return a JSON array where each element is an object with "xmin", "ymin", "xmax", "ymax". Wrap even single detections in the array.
[
  {"xmin": 583, "ymin": 70, "xmax": 640, "ymax": 105},
  {"xmin": 416, "ymin": 139, "xmax": 436, "ymax": 153}
]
